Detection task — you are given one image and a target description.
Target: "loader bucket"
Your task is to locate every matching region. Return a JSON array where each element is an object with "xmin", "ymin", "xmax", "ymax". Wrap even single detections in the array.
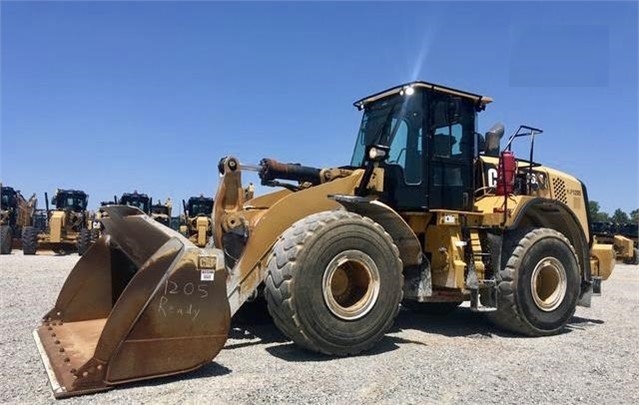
[{"xmin": 33, "ymin": 206, "xmax": 230, "ymax": 398}]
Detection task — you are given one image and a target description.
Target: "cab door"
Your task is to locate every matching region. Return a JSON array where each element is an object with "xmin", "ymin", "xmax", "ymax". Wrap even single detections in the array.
[
  {"xmin": 381, "ymin": 105, "xmax": 427, "ymax": 211},
  {"xmin": 427, "ymin": 96, "xmax": 475, "ymax": 211}
]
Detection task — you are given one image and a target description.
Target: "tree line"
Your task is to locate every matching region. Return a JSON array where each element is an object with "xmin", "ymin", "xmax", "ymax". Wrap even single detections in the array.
[{"xmin": 588, "ymin": 201, "xmax": 639, "ymax": 224}]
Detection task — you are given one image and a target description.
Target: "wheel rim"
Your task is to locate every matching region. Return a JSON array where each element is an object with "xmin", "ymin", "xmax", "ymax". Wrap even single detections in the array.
[
  {"xmin": 322, "ymin": 249, "xmax": 380, "ymax": 321},
  {"xmin": 530, "ymin": 256, "xmax": 567, "ymax": 312}
]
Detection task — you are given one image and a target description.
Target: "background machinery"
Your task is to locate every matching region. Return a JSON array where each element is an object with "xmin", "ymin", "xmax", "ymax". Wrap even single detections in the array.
[
  {"xmin": 180, "ymin": 195, "xmax": 214, "ymax": 247},
  {"xmin": 150, "ymin": 198, "xmax": 173, "ymax": 228},
  {"xmin": 87, "ymin": 201, "xmax": 114, "ymax": 242},
  {"xmin": 0, "ymin": 184, "xmax": 37, "ymax": 254},
  {"xmin": 592, "ymin": 221, "xmax": 638, "ymax": 264},
  {"xmin": 117, "ymin": 191, "xmax": 171, "ymax": 227},
  {"xmin": 117, "ymin": 191, "xmax": 150, "ymax": 214},
  {"xmin": 22, "ymin": 189, "xmax": 92, "ymax": 255},
  {"xmin": 34, "ymin": 81, "xmax": 617, "ymax": 398}
]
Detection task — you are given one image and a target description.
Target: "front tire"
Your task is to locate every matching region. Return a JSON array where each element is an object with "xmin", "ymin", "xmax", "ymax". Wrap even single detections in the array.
[
  {"xmin": 22, "ymin": 226, "xmax": 39, "ymax": 255},
  {"xmin": 77, "ymin": 228, "xmax": 92, "ymax": 256},
  {"xmin": 0, "ymin": 225, "xmax": 12, "ymax": 254},
  {"xmin": 265, "ymin": 210, "xmax": 403, "ymax": 356},
  {"xmin": 488, "ymin": 228, "xmax": 580, "ymax": 336},
  {"xmin": 623, "ymin": 247, "xmax": 639, "ymax": 265},
  {"xmin": 90, "ymin": 228, "xmax": 101, "ymax": 243}
]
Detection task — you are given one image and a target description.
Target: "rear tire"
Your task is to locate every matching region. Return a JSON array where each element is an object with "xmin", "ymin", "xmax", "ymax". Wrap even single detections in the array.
[
  {"xmin": 77, "ymin": 228, "xmax": 92, "ymax": 256},
  {"xmin": 265, "ymin": 210, "xmax": 403, "ymax": 356},
  {"xmin": 22, "ymin": 226, "xmax": 39, "ymax": 255},
  {"xmin": 0, "ymin": 225, "xmax": 12, "ymax": 254},
  {"xmin": 401, "ymin": 300, "xmax": 462, "ymax": 315},
  {"xmin": 488, "ymin": 228, "xmax": 580, "ymax": 336}
]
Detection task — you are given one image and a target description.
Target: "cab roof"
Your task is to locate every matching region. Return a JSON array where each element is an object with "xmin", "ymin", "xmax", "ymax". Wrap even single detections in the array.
[
  {"xmin": 353, "ymin": 80, "xmax": 493, "ymax": 110},
  {"xmin": 56, "ymin": 189, "xmax": 87, "ymax": 196},
  {"xmin": 122, "ymin": 191, "xmax": 149, "ymax": 199},
  {"xmin": 188, "ymin": 196, "xmax": 214, "ymax": 203}
]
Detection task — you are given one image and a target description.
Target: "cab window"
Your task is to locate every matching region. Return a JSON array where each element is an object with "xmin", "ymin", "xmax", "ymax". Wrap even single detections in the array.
[{"xmin": 387, "ymin": 118, "xmax": 422, "ymax": 184}]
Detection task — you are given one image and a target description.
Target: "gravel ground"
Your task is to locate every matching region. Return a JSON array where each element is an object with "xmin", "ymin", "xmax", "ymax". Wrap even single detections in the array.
[{"xmin": 1, "ymin": 251, "xmax": 638, "ymax": 404}]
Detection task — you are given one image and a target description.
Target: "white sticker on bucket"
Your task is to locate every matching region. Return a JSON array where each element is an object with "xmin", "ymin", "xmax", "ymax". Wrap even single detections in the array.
[{"xmin": 201, "ymin": 269, "xmax": 215, "ymax": 282}]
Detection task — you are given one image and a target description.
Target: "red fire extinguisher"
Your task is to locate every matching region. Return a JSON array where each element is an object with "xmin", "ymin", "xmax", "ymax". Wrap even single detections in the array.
[{"xmin": 496, "ymin": 150, "xmax": 516, "ymax": 195}]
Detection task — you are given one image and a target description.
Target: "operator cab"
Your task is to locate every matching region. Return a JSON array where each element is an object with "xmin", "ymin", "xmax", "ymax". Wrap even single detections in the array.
[
  {"xmin": 52, "ymin": 189, "xmax": 88, "ymax": 211},
  {"xmin": 1, "ymin": 186, "xmax": 17, "ymax": 210},
  {"xmin": 151, "ymin": 205, "xmax": 169, "ymax": 216},
  {"xmin": 187, "ymin": 196, "xmax": 214, "ymax": 217},
  {"xmin": 351, "ymin": 81, "xmax": 492, "ymax": 212},
  {"xmin": 119, "ymin": 192, "xmax": 150, "ymax": 214}
]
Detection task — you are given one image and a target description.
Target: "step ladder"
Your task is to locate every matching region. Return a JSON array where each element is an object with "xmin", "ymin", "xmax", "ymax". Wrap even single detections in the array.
[{"xmin": 463, "ymin": 226, "xmax": 500, "ymax": 312}]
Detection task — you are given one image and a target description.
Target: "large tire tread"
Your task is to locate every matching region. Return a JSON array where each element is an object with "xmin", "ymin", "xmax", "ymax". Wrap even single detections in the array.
[
  {"xmin": 0, "ymin": 225, "xmax": 12, "ymax": 255},
  {"xmin": 489, "ymin": 228, "xmax": 579, "ymax": 336},
  {"xmin": 22, "ymin": 226, "xmax": 39, "ymax": 255},
  {"xmin": 77, "ymin": 228, "xmax": 92, "ymax": 256},
  {"xmin": 265, "ymin": 210, "xmax": 403, "ymax": 356}
]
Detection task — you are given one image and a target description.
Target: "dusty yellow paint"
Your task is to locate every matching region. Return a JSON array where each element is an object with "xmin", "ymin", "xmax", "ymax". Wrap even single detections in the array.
[
  {"xmin": 590, "ymin": 244, "xmax": 615, "ymax": 280},
  {"xmin": 49, "ymin": 211, "xmax": 65, "ymax": 243},
  {"xmin": 196, "ymin": 216, "xmax": 209, "ymax": 247},
  {"xmin": 425, "ymin": 225, "xmax": 466, "ymax": 289}
]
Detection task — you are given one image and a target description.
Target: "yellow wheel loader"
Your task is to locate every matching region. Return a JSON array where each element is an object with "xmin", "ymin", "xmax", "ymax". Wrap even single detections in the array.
[
  {"xmin": 180, "ymin": 195, "xmax": 214, "ymax": 247},
  {"xmin": 0, "ymin": 184, "xmax": 37, "ymax": 254},
  {"xmin": 34, "ymin": 81, "xmax": 616, "ymax": 398},
  {"xmin": 22, "ymin": 189, "xmax": 92, "ymax": 255}
]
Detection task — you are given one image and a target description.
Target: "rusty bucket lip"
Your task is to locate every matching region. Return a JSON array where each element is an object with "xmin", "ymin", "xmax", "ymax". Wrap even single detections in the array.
[
  {"xmin": 32, "ymin": 328, "xmax": 112, "ymax": 399},
  {"xmin": 32, "ymin": 329, "xmax": 66, "ymax": 397}
]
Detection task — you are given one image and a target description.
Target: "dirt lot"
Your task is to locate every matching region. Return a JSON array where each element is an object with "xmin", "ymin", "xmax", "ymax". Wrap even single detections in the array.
[{"xmin": 1, "ymin": 252, "xmax": 638, "ymax": 404}]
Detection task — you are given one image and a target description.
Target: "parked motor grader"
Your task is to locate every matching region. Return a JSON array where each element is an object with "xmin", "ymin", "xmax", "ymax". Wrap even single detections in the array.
[
  {"xmin": 116, "ymin": 191, "xmax": 150, "ymax": 214},
  {"xmin": 0, "ymin": 184, "xmax": 37, "ymax": 254},
  {"xmin": 150, "ymin": 198, "xmax": 173, "ymax": 228},
  {"xmin": 180, "ymin": 195, "xmax": 214, "ymax": 247},
  {"xmin": 22, "ymin": 189, "xmax": 92, "ymax": 255},
  {"xmin": 34, "ymin": 81, "xmax": 616, "ymax": 398},
  {"xmin": 117, "ymin": 191, "xmax": 171, "ymax": 227}
]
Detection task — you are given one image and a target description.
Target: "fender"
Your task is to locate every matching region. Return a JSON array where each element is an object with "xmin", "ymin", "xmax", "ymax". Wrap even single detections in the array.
[
  {"xmin": 507, "ymin": 197, "xmax": 592, "ymax": 305},
  {"xmin": 223, "ymin": 173, "xmax": 365, "ymax": 315},
  {"xmin": 330, "ymin": 195, "xmax": 422, "ymax": 268}
]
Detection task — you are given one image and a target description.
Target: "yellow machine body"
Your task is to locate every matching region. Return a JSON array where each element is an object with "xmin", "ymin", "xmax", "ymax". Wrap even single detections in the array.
[{"xmin": 34, "ymin": 80, "xmax": 615, "ymax": 398}]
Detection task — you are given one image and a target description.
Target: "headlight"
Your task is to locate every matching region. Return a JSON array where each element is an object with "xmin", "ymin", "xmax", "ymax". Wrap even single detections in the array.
[
  {"xmin": 366, "ymin": 144, "xmax": 391, "ymax": 162},
  {"xmin": 400, "ymin": 85, "xmax": 415, "ymax": 96}
]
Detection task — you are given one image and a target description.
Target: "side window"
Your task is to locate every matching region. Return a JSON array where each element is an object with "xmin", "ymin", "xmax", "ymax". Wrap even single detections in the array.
[
  {"xmin": 451, "ymin": 124, "xmax": 462, "ymax": 155},
  {"xmin": 388, "ymin": 118, "xmax": 408, "ymax": 166},
  {"xmin": 387, "ymin": 118, "xmax": 422, "ymax": 184},
  {"xmin": 433, "ymin": 123, "xmax": 463, "ymax": 158}
]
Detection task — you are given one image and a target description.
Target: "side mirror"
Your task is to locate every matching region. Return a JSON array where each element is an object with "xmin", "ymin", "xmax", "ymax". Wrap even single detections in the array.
[{"xmin": 484, "ymin": 122, "xmax": 505, "ymax": 157}]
